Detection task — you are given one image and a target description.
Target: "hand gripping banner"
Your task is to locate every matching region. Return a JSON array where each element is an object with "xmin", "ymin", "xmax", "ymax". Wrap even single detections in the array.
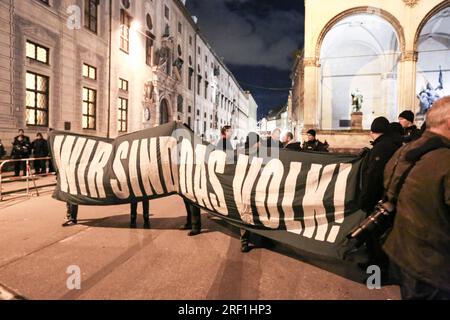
[{"xmin": 48, "ymin": 122, "xmax": 368, "ymax": 276}]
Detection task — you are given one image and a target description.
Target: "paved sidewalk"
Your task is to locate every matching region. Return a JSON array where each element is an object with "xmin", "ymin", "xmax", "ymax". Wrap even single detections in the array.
[{"xmin": 0, "ymin": 193, "xmax": 401, "ymax": 300}]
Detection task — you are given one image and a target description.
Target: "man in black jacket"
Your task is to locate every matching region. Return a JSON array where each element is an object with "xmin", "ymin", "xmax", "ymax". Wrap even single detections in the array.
[
  {"xmin": 303, "ymin": 130, "xmax": 329, "ymax": 152},
  {"xmin": 359, "ymin": 117, "xmax": 403, "ymax": 214},
  {"xmin": 398, "ymin": 110, "xmax": 421, "ymax": 143},
  {"xmin": 31, "ymin": 133, "xmax": 49, "ymax": 174},
  {"xmin": 11, "ymin": 135, "xmax": 31, "ymax": 176}
]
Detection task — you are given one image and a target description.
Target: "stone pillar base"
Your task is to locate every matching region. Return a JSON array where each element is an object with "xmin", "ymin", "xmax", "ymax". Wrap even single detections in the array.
[{"xmin": 351, "ymin": 112, "xmax": 363, "ymax": 130}]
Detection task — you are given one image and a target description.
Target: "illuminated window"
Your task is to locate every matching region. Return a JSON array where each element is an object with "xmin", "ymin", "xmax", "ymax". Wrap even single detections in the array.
[
  {"xmin": 120, "ymin": 10, "xmax": 131, "ymax": 53},
  {"xmin": 82, "ymin": 63, "xmax": 97, "ymax": 80},
  {"xmin": 26, "ymin": 41, "xmax": 49, "ymax": 64},
  {"xmin": 82, "ymin": 87, "xmax": 96, "ymax": 129},
  {"xmin": 84, "ymin": 0, "xmax": 99, "ymax": 34},
  {"xmin": 26, "ymin": 71, "xmax": 49, "ymax": 127},
  {"xmin": 119, "ymin": 78, "xmax": 128, "ymax": 92},
  {"xmin": 118, "ymin": 97, "xmax": 128, "ymax": 133}
]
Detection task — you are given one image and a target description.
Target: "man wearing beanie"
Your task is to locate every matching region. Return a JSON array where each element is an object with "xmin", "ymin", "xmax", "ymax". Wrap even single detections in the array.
[
  {"xmin": 358, "ymin": 117, "xmax": 403, "ymax": 268},
  {"xmin": 399, "ymin": 110, "xmax": 421, "ymax": 143},
  {"xmin": 359, "ymin": 117, "xmax": 403, "ymax": 213},
  {"xmin": 303, "ymin": 129, "xmax": 329, "ymax": 152}
]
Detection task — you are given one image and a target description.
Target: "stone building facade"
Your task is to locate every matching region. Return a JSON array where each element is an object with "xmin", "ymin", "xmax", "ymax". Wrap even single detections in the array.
[
  {"xmin": 292, "ymin": 0, "xmax": 449, "ymax": 150},
  {"xmin": 0, "ymin": 0, "xmax": 257, "ymax": 154}
]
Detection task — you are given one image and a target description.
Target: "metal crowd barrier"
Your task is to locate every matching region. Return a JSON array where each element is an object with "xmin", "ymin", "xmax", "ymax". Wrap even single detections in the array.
[{"xmin": 0, "ymin": 157, "xmax": 55, "ymax": 201}]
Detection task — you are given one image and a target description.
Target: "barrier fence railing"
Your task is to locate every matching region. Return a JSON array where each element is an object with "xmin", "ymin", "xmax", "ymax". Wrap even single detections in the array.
[{"xmin": 0, "ymin": 157, "xmax": 55, "ymax": 201}]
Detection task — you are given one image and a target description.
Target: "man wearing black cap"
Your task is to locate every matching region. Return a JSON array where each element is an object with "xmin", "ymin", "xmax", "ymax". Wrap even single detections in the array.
[
  {"xmin": 359, "ymin": 117, "xmax": 403, "ymax": 213},
  {"xmin": 399, "ymin": 110, "xmax": 421, "ymax": 143},
  {"xmin": 303, "ymin": 129, "xmax": 329, "ymax": 152}
]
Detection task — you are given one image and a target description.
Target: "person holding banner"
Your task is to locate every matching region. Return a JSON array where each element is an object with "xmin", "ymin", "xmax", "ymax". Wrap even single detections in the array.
[
  {"xmin": 240, "ymin": 132, "xmax": 262, "ymax": 253},
  {"xmin": 179, "ymin": 199, "xmax": 202, "ymax": 236},
  {"xmin": 130, "ymin": 200, "xmax": 150, "ymax": 229},
  {"xmin": 63, "ymin": 202, "xmax": 79, "ymax": 227}
]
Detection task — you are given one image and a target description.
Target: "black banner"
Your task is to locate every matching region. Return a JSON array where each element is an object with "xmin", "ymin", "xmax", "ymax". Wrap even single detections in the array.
[{"xmin": 49, "ymin": 122, "xmax": 367, "ymax": 268}]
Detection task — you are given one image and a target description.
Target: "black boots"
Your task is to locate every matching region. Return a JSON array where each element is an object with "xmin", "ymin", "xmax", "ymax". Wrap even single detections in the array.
[{"xmin": 240, "ymin": 229, "xmax": 251, "ymax": 253}]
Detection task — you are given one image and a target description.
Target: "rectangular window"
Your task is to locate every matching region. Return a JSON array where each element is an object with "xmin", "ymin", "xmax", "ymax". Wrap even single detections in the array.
[
  {"xmin": 189, "ymin": 36, "xmax": 192, "ymax": 46},
  {"xmin": 38, "ymin": 0, "xmax": 49, "ymax": 5},
  {"xmin": 82, "ymin": 63, "xmax": 97, "ymax": 80},
  {"xmin": 82, "ymin": 87, "xmax": 96, "ymax": 129},
  {"xmin": 204, "ymin": 81, "xmax": 208, "ymax": 99},
  {"xmin": 197, "ymin": 76, "xmax": 201, "ymax": 95},
  {"xmin": 188, "ymin": 116, "xmax": 191, "ymax": 128},
  {"xmin": 120, "ymin": 10, "xmax": 131, "ymax": 53},
  {"xmin": 188, "ymin": 68, "xmax": 193, "ymax": 90},
  {"xmin": 26, "ymin": 40, "xmax": 49, "ymax": 64},
  {"xmin": 119, "ymin": 78, "xmax": 128, "ymax": 92},
  {"xmin": 145, "ymin": 32, "xmax": 154, "ymax": 66},
  {"xmin": 84, "ymin": 0, "xmax": 99, "ymax": 34},
  {"xmin": 164, "ymin": 5, "xmax": 170, "ymax": 20},
  {"xmin": 118, "ymin": 97, "xmax": 128, "ymax": 133},
  {"xmin": 188, "ymin": 106, "xmax": 192, "ymax": 113},
  {"xmin": 178, "ymin": 22, "xmax": 182, "ymax": 34},
  {"xmin": 26, "ymin": 71, "xmax": 49, "ymax": 127}
]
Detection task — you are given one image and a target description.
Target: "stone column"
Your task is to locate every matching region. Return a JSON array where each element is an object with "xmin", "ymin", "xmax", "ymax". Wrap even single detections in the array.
[
  {"xmin": 303, "ymin": 56, "xmax": 320, "ymax": 130},
  {"xmin": 398, "ymin": 50, "xmax": 418, "ymax": 114}
]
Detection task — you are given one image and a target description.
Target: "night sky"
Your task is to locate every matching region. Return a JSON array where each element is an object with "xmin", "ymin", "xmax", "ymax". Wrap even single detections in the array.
[{"xmin": 185, "ymin": 0, "xmax": 305, "ymax": 120}]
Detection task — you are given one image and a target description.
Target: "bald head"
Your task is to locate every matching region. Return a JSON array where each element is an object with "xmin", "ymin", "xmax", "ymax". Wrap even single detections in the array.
[{"xmin": 427, "ymin": 96, "xmax": 450, "ymax": 139}]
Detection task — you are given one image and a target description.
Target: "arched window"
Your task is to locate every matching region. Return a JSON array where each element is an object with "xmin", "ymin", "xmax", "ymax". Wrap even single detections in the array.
[
  {"xmin": 160, "ymin": 99, "xmax": 169, "ymax": 124},
  {"xmin": 177, "ymin": 95, "xmax": 183, "ymax": 113},
  {"xmin": 415, "ymin": 6, "xmax": 449, "ymax": 114},
  {"xmin": 319, "ymin": 14, "xmax": 400, "ymax": 129}
]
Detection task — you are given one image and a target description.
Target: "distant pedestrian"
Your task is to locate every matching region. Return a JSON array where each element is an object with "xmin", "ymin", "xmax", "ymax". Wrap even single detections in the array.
[
  {"xmin": 31, "ymin": 133, "xmax": 49, "ymax": 174},
  {"xmin": 398, "ymin": 110, "xmax": 421, "ymax": 143},
  {"xmin": 0, "ymin": 139, "xmax": 6, "ymax": 159},
  {"xmin": 303, "ymin": 130, "xmax": 329, "ymax": 152},
  {"xmin": 11, "ymin": 135, "xmax": 31, "ymax": 176},
  {"xmin": 265, "ymin": 128, "xmax": 282, "ymax": 149},
  {"xmin": 216, "ymin": 125, "xmax": 234, "ymax": 152},
  {"xmin": 14, "ymin": 129, "xmax": 30, "ymax": 145}
]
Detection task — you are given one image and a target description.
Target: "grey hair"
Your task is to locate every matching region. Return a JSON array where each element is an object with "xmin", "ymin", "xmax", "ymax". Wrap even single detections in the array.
[{"xmin": 427, "ymin": 96, "xmax": 450, "ymax": 128}]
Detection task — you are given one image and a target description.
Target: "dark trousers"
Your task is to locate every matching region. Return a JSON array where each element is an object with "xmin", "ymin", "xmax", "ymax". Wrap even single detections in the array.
[
  {"xmin": 34, "ymin": 159, "xmax": 46, "ymax": 174},
  {"xmin": 48, "ymin": 159, "xmax": 55, "ymax": 173},
  {"xmin": 183, "ymin": 199, "xmax": 201, "ymax": 231},
  {"xmin": 14, "ymin": 161, "xmax": 26, "ymax": 176},
  {"xmin": 66, "ymin": 203, "xmax": 79, "ymax": 222},
  {"xmin": 130, "ymin": 200, "xmax": 150, "ymax": 221},
  {"xmin": 390, "ymin": 262, "xmax": 450, "ymax": 300}
]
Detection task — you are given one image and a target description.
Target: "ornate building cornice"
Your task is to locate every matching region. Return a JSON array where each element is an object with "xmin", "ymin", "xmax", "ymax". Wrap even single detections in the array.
[
  {"xmin": 403, "ymin": 0, "xmax": 420, "ymax": 8},
  {"xmin": 402, "ymin": 50, "xmax": 419, "ymax": 62},
  {"xmin": 303, "ymin": 57, "xmax": 320, "ymax": 67}
]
